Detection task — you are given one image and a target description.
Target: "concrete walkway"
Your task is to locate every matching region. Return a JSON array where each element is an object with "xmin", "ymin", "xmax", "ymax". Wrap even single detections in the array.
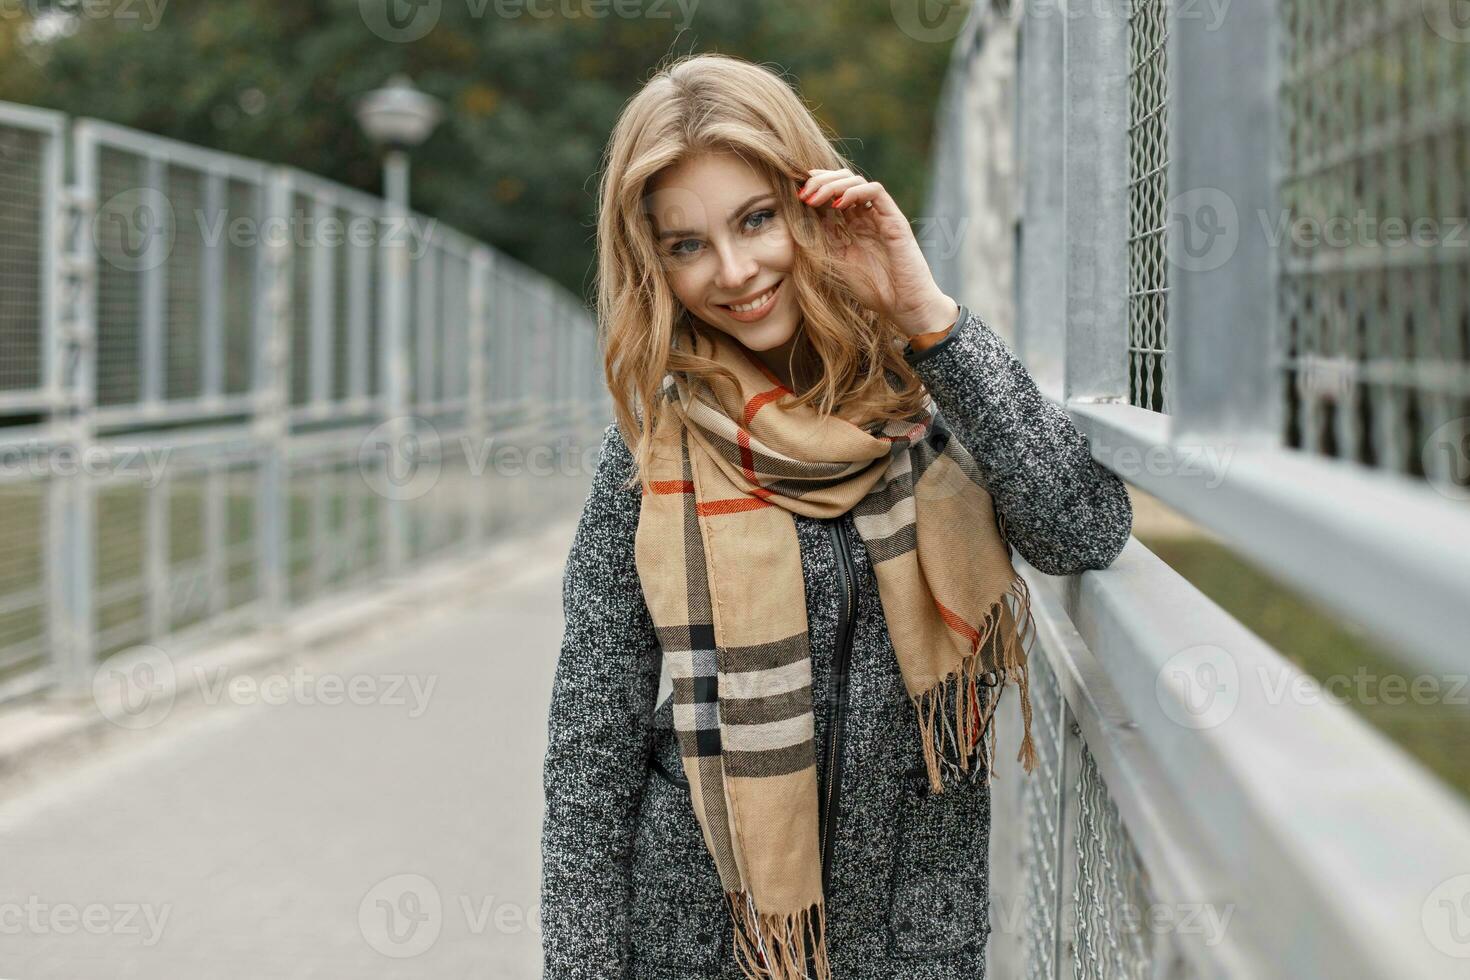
[{"xmin": 0, "ymin": 522, "xmax": 576, "ymax": 980}]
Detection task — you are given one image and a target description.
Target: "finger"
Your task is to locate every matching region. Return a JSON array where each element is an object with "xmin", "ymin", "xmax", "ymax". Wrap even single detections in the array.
[
  {"xmin": 802, "ymin": 174, "xmax": 865, "ymax": 208},
  {"xmin": 798, "ymin": 168, "xmax": 856, "ymax": 200},
  {"xmin": 831, "ymin": 181, "xmax": 892, "ymax": 214}
]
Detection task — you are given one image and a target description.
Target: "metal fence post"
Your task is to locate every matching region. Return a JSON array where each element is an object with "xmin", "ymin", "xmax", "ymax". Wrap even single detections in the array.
[
  {"xmin": 141, "ymin": 155, "xmax": 165, "ymax": 412},
  {"xmin": 202, "ymin": 170, "xmax": 225, "ymax": 402},
  {"xmin": 310, "ymin": 194, "xmax": 332, "ymax": 413},
  {"xmin": 1063, "ymin": 0, "xmax": 1132, "ymax": 405},
  {"xmin": 536, "ymin": 280, "xmax": 551, "ymax": 419},
  {"xmin": 205, "ymin": 457, "xmax": 226, "ymax": 619},
  {"xmin": 255, "ymin": 169, "xmax": 292, "ymax": 626},
  {"xmin": 1016, "ymin": 0, "xmax": 1069, "ymax": 396},
  {"xmin": 415, "ymin": 235, "xmax": 437, "ymax": 421},
  {"xmin": 1166, "ymin": 0, "xmax": 1278, "ymax": 445},
  {"xmin": 512, "ymin": 276, "xmax": 527, "ymax": 423},
  {"xmin": 348, "ymin": 214, "xmax": 370, "ymax": 405},
  {"xmin": 145, "ymin": 467, "xmax": 169, "ymax": 639},
  {"xmin": 466, "ymin": 247, "xmax": 490, "ymax": 545},
  {"xmin": 544, "ymin": 306, "xmax": 557, "ymax": 423},
  {"xmin": 51, "ymin": 121, "xmax": 98, "ymax": 699}
]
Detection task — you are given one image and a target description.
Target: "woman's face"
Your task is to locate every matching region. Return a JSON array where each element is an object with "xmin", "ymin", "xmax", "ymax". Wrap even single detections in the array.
[{"xmin": 646, "ymin": 151, "xmax": 801, "ymax": 381}]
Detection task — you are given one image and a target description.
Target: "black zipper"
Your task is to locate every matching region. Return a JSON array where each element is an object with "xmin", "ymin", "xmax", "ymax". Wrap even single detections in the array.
[
  {"xmin": 801, "ymin": 516, "xmax": 856, "ymax": 978},
  {"xmin": 819, "ymin": 515, "xmax": 857, "ymax": 899}
]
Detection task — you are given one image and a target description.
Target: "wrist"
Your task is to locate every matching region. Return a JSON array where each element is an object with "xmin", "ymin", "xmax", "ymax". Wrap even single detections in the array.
[{"xmin": 897, "ymin": 292, "xmax": 961, "ymax": 339}]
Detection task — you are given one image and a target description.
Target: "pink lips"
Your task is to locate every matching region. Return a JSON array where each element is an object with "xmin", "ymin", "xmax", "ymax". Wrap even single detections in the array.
[{"xmin": 718, "ymin": 280, "xmax": 783, "ymax": 323}]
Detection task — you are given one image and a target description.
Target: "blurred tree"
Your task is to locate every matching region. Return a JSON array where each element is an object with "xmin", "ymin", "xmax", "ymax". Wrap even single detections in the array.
[{"xmin": 0, "ymin": 0, "xmax": 965, "ymax": 303}]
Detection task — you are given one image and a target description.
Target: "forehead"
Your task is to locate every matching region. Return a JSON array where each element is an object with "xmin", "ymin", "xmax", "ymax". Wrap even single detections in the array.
[{"xmin": 646, "ymin": 152, "xmax": 774, "ymax": 230}]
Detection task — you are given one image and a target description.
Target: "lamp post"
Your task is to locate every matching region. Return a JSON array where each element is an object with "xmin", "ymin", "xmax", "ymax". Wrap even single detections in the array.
[
  {"xmin": 355, "ymin": 74, "xmax": 442, "ymax": 575},
  {"xmin": 355, "ymin": 73, "xmax": 443, "ymax": 208}
]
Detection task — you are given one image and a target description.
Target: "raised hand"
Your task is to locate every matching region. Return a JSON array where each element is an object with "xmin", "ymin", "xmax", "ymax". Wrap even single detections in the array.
[{"xmin": 796, "ymin": 167, "xmax": 959, "ymax": 339}]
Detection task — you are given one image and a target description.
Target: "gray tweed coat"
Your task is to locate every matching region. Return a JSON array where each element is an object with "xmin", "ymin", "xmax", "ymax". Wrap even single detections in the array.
[{"xmin": 541, "ymin": 306, "xmax": 1133, "ymax": 979}]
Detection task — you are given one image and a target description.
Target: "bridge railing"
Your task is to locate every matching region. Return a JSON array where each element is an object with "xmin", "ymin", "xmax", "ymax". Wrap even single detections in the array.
[
  {"xmin": 924, "ymin": 3, "xmax": 1470, "ymax": 978},
  {"xmin": 0, "ymin": 100, "xmax": 607, "ymax": 705}
]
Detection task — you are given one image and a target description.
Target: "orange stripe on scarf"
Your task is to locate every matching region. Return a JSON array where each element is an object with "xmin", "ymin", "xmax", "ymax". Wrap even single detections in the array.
[
  {"xmin": 934, "ymin": 597, "xmax": 982, "ymax": 648},
  {"xmin": 697, "ymin": 496, "xmax": 774, "ymax": 517}
]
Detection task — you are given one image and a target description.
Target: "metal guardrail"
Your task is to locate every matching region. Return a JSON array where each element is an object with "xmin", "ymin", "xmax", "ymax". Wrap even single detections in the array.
[
  {"xmin": 925, "ymin": 3, "xmax": 1470, "ymax": 978},
  {"xmin": 0, "ymin": 99, "xmax": 607, "ymax": 705}
]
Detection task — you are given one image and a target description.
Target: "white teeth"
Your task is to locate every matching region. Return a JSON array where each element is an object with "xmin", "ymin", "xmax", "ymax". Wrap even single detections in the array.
[{"xmin": 725, "ymin": 285, "xmax": 777, "ymax": 312}]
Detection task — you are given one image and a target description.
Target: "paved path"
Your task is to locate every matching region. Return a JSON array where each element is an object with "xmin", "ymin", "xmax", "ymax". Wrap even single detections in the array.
[{"xmin": 0, "ymin": 524, "xmax": 576, "ymax": 980}]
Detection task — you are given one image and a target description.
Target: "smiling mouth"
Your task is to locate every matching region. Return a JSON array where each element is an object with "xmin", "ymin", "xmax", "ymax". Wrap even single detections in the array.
[{"xmin": 718, "ymin": 280, "xmax": 783, "ymax": 312}]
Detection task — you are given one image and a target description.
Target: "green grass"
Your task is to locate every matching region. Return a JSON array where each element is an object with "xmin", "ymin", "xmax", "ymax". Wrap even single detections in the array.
[{"xmin": 1137, "ymin": 531, "xmax": 1470, "ymax": 803}]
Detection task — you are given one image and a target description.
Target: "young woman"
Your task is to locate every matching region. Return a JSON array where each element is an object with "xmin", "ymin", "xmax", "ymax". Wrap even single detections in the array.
[{"xmin": 541, "ymin": 52, "xmax": 1132, "ymax": 980}]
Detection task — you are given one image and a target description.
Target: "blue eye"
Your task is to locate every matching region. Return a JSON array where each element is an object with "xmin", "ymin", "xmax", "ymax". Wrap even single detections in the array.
[
  {"xmin": 666, "ymin": 208, "xmax": 777, "ymax": 259},
  {"xmin": 745, "ymin": 208, "xmax": 776, "ymax": 230}
]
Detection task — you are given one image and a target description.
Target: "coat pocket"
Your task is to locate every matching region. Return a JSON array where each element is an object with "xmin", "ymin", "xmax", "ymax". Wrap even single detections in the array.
[
  {"xmin": 630, "ymin": 759, "xmax": 726, "ymax": 969},
  {"xmin": 885, "ymin": 760, "xmax": 993, "ymax": 959},
  {"xmin": 648, "ymin": 715, "xmax": 691, "ymax": 791}
]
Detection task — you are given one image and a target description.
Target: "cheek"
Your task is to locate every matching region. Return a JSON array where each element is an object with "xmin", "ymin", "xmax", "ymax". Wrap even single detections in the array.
[
  {"xmin": 757, "ymin": 225, "xmax": 796, "ymax": 271},
  {"xmin": 666, "ymin": 267, "xmax": 706, "ymax": 309}
]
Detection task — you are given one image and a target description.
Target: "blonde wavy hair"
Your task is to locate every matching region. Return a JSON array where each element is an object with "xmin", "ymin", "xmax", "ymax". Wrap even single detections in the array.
[{"xmin": 594, "ymin": 51, "xmax": 933, "ymax": 494}]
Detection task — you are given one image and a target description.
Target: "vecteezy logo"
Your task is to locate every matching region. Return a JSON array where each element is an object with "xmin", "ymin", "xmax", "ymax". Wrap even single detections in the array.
[
  {"xmin": 93, "ymin": 644, "xmax": 177, "ymax": 730},
  {"xmin": 93, "ymin": 187, "xmax": 176, "ymax": 273},
  {"xmin": 359, "ymin": 418, "xmax": 443, "ymax": 501},
  {"xmin": 1163, "ymin": 187, "xmax": 1240, "ymax": 273},
  {"xmin": 359, "ymin": 0, "xmax": 443, "ymax": 42},
  {"xmin": 891, "ymin": 0, "xmax": 971, "ymax": 42},
  {"xmin": 1156, "ymin": 644, "xmax": 1239, "ymax": 730},
  {"xmin": 359, "ymin": 873, "xmax": 443, "ymax": 957},
  {"xmin": 1423, "ymin": 873, "xmax": 1470, "ymax": 958},
  {"xmin": 1424, "ymin": 0, "xmax": 1470, "ymax": 43},
  {"xmin": 1423, "ymin": 417, "xmax": 1470, "ymax": 501}
]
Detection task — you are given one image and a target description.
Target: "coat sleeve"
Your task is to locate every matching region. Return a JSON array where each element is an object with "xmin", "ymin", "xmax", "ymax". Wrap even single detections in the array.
[
  {"xmin": 541, "ymin": 421, "xmax": 662, "ymax": 979},
  {"xmin": 901, "ymin": 305, "xmax": 1134, "ymax": 576}
]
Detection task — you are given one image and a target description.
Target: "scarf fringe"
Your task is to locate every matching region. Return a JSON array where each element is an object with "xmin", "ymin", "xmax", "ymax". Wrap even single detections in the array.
[
  {"xmin": 911, "ymin": 571, "xmax": 1039, "ymax": 795},
  {"xmin": 726, "ymin": 890, "xmax": 831, "ymax": 980}
]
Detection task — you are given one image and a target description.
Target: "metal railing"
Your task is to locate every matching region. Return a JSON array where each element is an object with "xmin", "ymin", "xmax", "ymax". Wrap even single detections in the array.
[
  {"xmin": 925, "ymin": 3, "xmax": 1470, "ymax": 978},
  {"xmin": 0, "ymin": 99, "xmax": 607, "ymax": 704}
]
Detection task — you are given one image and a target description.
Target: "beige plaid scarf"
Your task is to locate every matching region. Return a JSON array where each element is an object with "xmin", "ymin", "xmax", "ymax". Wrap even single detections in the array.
[{"xmin": 632, "ymin": 324, "xmax": 1038, "ymax": 979}]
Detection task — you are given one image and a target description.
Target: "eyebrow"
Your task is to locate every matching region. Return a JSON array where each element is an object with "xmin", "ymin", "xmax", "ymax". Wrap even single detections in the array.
[{"xmin": 656, "ymin": 193, "xmax": 776, "ymax": 240}]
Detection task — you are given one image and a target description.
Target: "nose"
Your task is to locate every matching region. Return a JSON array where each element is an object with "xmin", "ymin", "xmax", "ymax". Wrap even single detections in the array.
[{"xmin": 711, "ymin": 238, "xmax": 758, "ymax": 293}]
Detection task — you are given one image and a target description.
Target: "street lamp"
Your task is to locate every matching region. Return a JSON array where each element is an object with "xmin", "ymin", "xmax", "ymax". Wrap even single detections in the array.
[
  {"xmin": 355, "ymin": 74, "xmax": 442, "ymax": 574},
  {"xmin": 354, "ymin": 73, "xmax": 443, "ymax": 206}
]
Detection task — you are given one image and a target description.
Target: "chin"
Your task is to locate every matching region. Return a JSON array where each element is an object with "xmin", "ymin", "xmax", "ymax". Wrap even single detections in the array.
[
  {"xmin": 715, "ymin": 314, "xmax": 798, "ymax": 351},
  {"xmin": 739, "ymin": 327, "xmax": 799, "ymax": 352}
]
